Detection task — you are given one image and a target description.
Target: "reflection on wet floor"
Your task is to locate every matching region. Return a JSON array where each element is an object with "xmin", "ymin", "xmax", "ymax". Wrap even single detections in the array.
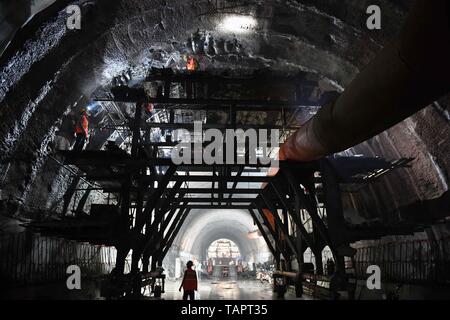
[
  {"xmin": 2, "ymin": 277, "xmax": 311, "ymax": 300},
  {"xmin": 160, "ymin": 278, "xmax": 310, "ymax": 300}
]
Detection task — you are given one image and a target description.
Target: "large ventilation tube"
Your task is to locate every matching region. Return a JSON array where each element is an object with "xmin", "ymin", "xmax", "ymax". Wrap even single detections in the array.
[{"xmin": 281, "ymin": 0, "xmax": 450, "ymax": 162}]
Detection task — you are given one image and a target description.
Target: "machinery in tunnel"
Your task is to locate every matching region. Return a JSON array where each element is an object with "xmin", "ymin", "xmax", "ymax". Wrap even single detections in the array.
[
  {"xmin": 207, "ymin": 239, "xmax": 241, "ymax": 265},
  {"xmin": 0, "ymin": 0, "xmax": 449, "ymax": 303},
  {"xmin": 163, "ymin": 209, "xmax": 271, "ymax": 281}
]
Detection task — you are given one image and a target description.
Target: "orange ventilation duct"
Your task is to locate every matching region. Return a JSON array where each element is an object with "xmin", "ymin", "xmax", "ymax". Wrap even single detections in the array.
[{"xmin": 280, "ymin": 0, "xmax": 450, "ymax": 162}]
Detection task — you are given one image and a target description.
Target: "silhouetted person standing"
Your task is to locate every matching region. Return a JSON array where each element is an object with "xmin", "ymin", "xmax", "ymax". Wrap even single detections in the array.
[{"xmin": 179, "ymin": 261, "xmax": 198, "ymax": 300}]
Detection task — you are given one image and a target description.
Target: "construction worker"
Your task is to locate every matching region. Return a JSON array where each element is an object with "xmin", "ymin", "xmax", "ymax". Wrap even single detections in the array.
[
  {"xmin": 179, "ymin": 261, "xmax": 198, "ymax": 300},
  {"xmin": 73, "ymin": 109, "xmax": 89, "ymax": 152},
  {"xmin": 144, "ymin": 102, "xmax": 155, "ymax": 118},
  {"xmin": 186, "ymin": 57, "xmax": 199, "ymax": 71},
  {"xmin": 142, "ymin": 103, "xmax": 155, "ymax": 145}
]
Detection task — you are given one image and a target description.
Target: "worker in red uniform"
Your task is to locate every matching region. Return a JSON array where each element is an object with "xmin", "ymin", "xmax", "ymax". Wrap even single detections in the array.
[
  {"xmin": 179, "ymin": 261, "xmax": 198, "ymax": 300},
  {"xmin": 73, "ymin": 109, "xmax": 89, "ymax": 151}
]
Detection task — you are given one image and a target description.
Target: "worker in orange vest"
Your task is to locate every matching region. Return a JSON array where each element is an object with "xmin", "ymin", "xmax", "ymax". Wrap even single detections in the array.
[
  {"xmin": 186, "ymin": 57, "xmax": 199, "ymax": 71},
  {"xmin": 73, "ymin": 109, "xmax": 89, "ymax": 151},
  {"xmin": 179, "ymin": 261, "xmax": 198, "ymax": 300}
]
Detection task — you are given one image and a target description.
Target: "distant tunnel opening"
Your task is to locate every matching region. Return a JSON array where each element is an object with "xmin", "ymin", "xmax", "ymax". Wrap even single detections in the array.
[
  {"xmin": 207, "ymin": 239, "xmax": 241, "ymax": 263},
  {"xmin": 163, "ymin": 209, "xmax": 271, "ymax": 280}
]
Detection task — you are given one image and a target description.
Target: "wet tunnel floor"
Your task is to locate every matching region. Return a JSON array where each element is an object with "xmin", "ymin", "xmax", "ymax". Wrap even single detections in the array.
[
  {"xmin": 158, "ymin": 278, "xmax": 310, "ymax": 301},
  {"xmin": 1, "ymin": 278, "xmax": 310, "ymax": 300}
]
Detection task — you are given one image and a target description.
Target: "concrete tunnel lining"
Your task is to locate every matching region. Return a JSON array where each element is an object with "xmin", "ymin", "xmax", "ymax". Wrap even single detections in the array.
[{"xmin": 171, "ymin": 209, "xmax": 269, "ymax": 263}]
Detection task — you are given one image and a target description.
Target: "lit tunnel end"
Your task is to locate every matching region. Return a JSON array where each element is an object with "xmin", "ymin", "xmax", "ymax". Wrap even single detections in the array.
[{"xmin": 164, "ymin": 209, "xmax": 271, "ymax": 278}]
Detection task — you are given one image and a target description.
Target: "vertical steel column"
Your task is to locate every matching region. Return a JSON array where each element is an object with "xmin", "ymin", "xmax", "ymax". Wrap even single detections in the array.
[
  {"xmin": 159, "ymin": 208, "xmax": 191, "ymax": 263},
  {"xmin": 255, "ymin": 206, "xmax": 285, "ymax": 265},
  {"xmin": 269, "ymin": 180, "xmax": 315, "ymax": 250},
  {"xmin": 115, "ymin": 102, "xmax": 143, "ymax": 275},
  {"xmin": 248, "ymin": 208, "xmax": 277, "ymax": 257},
  {"xmin": 260, "ymin": 192, "xmax": 300, "ymax": 259},
  {"xmin": 320, "ymin": 160, "xmax": 353, "ymax": 275}
]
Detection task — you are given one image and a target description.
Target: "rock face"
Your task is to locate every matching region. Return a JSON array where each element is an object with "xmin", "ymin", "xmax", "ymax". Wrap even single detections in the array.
[{"xmin": 0, "ymin": 0, "xmax": 448, "ymax": 235}]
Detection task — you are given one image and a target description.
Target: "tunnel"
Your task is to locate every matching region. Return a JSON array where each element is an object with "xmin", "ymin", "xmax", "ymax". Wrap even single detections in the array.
[
  {"xmin": 0, "ymin": 0, "xmax": 449, "ymax": 303},
  {"xmin": 165, "ymin": 209, "xmax": 270, "ymax": 276}
]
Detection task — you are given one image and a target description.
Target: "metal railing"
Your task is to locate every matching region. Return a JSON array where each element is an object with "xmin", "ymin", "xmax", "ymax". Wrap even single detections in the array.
[
  {"xmin": 352, "ymin": 237, "xmax": 450, "ymax": 285},
  {"xmin": 0, "ymin": 233, "xmax": 117, "ymax": 287}
]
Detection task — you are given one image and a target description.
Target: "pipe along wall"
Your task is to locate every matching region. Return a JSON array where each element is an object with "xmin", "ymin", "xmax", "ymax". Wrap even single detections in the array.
[{"xmin": 281, "ymin": 0, "xmax": 450, "ymax": 161}]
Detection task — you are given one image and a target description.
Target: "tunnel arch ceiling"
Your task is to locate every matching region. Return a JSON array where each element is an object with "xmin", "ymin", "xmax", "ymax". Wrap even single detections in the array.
[
  {"xmin": 0, "ymin": 0, "xmax": 448, "ymax": 231},
  {"xmin": 170, "ymin": 209, "xmax": 269, "ymax": 263}
]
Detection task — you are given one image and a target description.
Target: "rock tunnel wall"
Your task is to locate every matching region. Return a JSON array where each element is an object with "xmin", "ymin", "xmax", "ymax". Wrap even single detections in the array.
[{"xmin": 0, "ymin": 0, "xmax": 448, "ymax": 236}]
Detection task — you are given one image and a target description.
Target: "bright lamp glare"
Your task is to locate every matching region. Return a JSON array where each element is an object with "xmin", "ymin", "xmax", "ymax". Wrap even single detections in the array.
[{"xmin": 219, "ymin": 15, "xmax": 257, "ymax": 34}]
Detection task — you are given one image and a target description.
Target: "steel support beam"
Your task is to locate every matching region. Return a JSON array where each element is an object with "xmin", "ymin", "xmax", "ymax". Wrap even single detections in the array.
[
  {"xmin": 320, "ymin": 161, "xmax": 355, "ymax": 277},
  {"xmin": 260, "ymin": 192, "xmax": 300, "ymax": 258},
  {"xmin": 142, "ymin": 122, "xmax": 300, "ymax": 130},
  {"xmin": 142, "ymin": 206, "xmax": 187, "ymax": 272},
  {"xmin": 105, "ymin": 87, "xmax": 313, "ymax": 107},
  {"xmin": 168, "ymin": 198, "xmax": 256, "ymax": 203},
  {"xmin": 270, "ymin": 177, "xmax": 315, "ymax": 250},
  {"xmin": 115, "ymin": 102, "xmax": 143, "ymax": 275},
  {"xmin": 144, "ymin": 72, "xmax": 316, "ymax": 86},
  {"xmin": 183, "ymin": 205, "xmax": 252, "ymax": 210},
  {"xmin": 254, "ymin": 206, "xmax": 288, "ymax": 263},
  {"xmin": 142, "ymin": 193, "xmax": 187, "ymax": 257},
  {"xmin": 131, "ymin": 181, "xmax": 183, "ymax": 272},
  {"xmin": 61, "ymin": 176, "xmax": 81, "ymax": 215},
  {"xmin": 135, "ymin": 165, "xmax": 177, "ymax": 232},
  {"xmin": 169, "ymin": 176, "xmax": 272, "ymax": 183},
  {"xmin": 158, "ymin": 208, "xmax": 192, "ymax": 264},
  {"xmin": 180, "ymin": 188, "xmax": 263, "ymax": 194},
  {"xmin": 156, "ymin": 180, "xmax": 184, "ymax": 216},
  {"xmin": 283, "ymin": 169, "xmax": 333, "ymax": 250},
  {"xmin": 248, "ymin": 208, "xmax": 277, "ymax": 257}
]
